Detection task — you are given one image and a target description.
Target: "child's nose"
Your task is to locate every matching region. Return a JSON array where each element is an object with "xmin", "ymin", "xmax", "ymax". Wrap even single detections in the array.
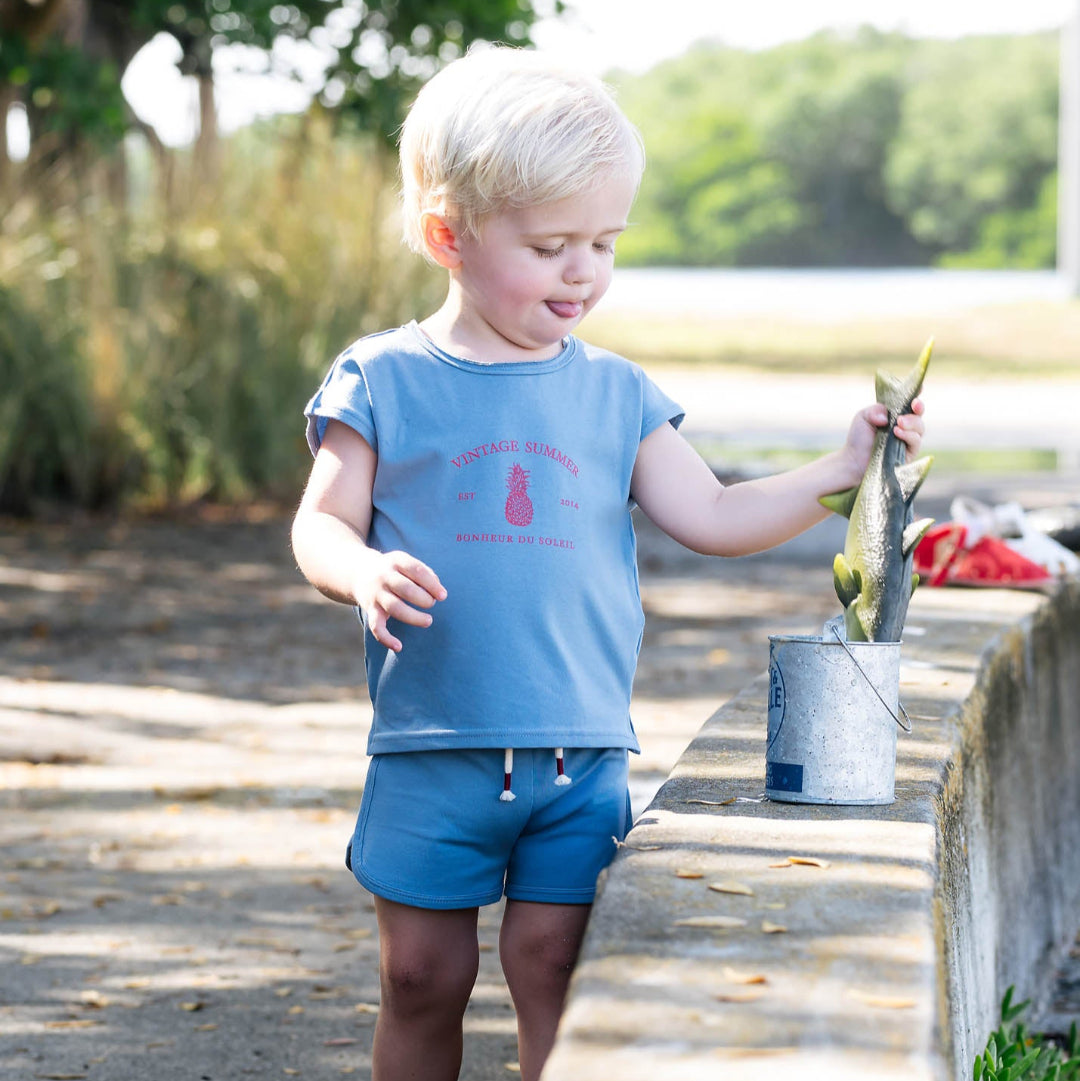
[{"xmin": 563, "ymin": 248, "xmax": 596, "ymax": 285}]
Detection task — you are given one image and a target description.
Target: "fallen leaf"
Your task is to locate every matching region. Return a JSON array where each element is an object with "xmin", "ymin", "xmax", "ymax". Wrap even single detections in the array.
[
  {"xmin": 672, "ymin": 916, "xmax": 748, "ymax": 929},
  {"xmin": 274, "ymin": 988, "xmax": 293, "ymax": 998},
  {"xmin": 196, "ymin": 1024, "xmax": 218, "ymax": 1032},
  {"xmin": 613, "ymin": 839, "xmax": 662, "ymax": 851},
  {"xmin": 324, "ymin": 1038, "xmax": 359, "ymax": 1047},
  {"xmin": 33, "ymin": 1074, "xmax": 87, "ymax": 1080},
  {"xmin": 708, "ymin": 881, "xmax": 754, "ymax": 896},
  {"xmin": 721, "ymin": 967, "xmax": 768, "ymax": 985},
  {"xmin": 287, "ymin": 1005, "xmax": 306, "ymax": 1015},
  {"xmin": 284, "ymin": 1071, "xmax": 301, "ymax": 1076},
  {"xmin": 707, "ymin": 648, "xmax": 731, "ymax": 664},
  {"xmin": 123, "ymin": 979, "xmax": 151, "ymax": 990},
  {"xmin": 674, "ymin": 869, "xmax": 704, "ymax": 879},
  {"xmin": 686, "ymin": 797, "xmax": 736, "ymax": 807},
  {"xmin": 849, "ymin": 990, "xmax": 917, "ymax": 1009},
  {"xmin": 179, "ymin": 1002, "xmax": 205, "ymax": 1012},
  {"xmin": 761, "ymin": 921, "xmax": 788, "ymax": 934},
  {"xmin": 333, "ymin": 943, "xmax": 355, "ymax": 953},
  {"xmin": 44, "ymin": 1020, "xmax": 101, "ymax": 1030},
  {"xmin": 504, "ymin": 1065, "xmax": 521, "ymax": 1074},
  {"xmin": 788, "ymin": 856, "xmax": 831, "ymax": 869},
  {"xmin": 354, "ymin": 1003, "xmax": 380, "ymax": 1014},
  {"xmin": 714, "ymin": 990, "xmax": 765, "ymax": 1003},
  {"xmin": 768, "ymin": 861, "xmax": 793, "ymax": 869}
]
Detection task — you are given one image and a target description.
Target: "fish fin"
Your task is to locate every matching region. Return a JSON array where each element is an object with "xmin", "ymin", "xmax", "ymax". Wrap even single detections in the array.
[
  {"xmin": 875, "ymin": 337, "xmax": 933, "ymax": 416},
  {"xmin": 820, "ymin": 486, "xmax": 859, "ymax": 518},
  {"xmin": 896, "ymin": 455, "xmax": 934, "ymax": 503},
  {"xmin": 832, "ymin": 554, "xmax": 860, "ymax": 607},
  {"xmin": 845, "ymin": 605, "xmax": 870, "ymax": 643},
  {"xmin": 902, "ymin": 516, "xmax": 935, "ymax": 557}
]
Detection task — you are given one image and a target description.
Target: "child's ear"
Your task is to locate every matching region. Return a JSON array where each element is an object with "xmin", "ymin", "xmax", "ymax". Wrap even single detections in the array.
[{"xmin": 421, "ymin": 213, "xmax": 462, "ymax": 269}]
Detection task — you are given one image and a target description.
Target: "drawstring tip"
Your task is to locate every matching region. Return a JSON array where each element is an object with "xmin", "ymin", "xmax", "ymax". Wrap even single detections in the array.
[
  {"xmin": 500, "ymin": 748, "xmax": 516, "ymax": 802},
  {"xmin": 554, "ymin": 748, "xmax": 572, "ymax": 786}
]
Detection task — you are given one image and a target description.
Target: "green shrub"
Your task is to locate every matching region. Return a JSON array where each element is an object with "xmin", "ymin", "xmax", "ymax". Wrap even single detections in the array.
[
  {"xmin": 0, "ymin": 114, "xmax": 441, "ymax": 512},
  {"xmin": 974, "ymin": 987, "xmax": 1080, "ymax": 1081},
  {"xmin": 0, "ymin": 285, "xmax": 102, "ymax": 513}
]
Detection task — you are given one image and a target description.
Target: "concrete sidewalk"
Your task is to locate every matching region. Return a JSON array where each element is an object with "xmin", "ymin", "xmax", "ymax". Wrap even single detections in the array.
[{"xmin": 0, "ymin": 505, "xmax": 849, "ymax": 1081}]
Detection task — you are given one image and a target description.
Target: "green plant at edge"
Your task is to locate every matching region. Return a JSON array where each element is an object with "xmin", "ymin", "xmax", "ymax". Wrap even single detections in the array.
[{"xmin": 974, "ymin": 987, "xmax": 1080, "ymax": 1081}]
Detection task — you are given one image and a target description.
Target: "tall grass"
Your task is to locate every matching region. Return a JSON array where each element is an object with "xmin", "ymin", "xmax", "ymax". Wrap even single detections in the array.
[{"xmin": 0, "ymin": 115, "xmax": 441, "ymax": 514}]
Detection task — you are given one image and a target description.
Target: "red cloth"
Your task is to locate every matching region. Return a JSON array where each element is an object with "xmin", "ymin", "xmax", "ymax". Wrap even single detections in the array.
[{"xmin": 914, "ymin": 523, "xmax": 1052, "ymax": 588}]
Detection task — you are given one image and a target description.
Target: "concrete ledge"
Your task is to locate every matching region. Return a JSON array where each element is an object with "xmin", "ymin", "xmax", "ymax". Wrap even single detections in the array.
[{"xmin": 543, "ymin": 581, "xmax": 1080, "ymax": 1081}]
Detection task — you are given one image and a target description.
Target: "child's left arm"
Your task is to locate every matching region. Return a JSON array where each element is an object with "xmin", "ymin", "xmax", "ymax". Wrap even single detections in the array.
[{"xmin": 630, "ymin": 401, "xmax": 925, "ymax": 557}]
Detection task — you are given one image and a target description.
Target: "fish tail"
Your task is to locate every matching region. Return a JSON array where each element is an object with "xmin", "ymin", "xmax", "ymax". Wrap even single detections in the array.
[{"xmin": 875, "ymin": 337, "xmax": 933, "ymax": 417}]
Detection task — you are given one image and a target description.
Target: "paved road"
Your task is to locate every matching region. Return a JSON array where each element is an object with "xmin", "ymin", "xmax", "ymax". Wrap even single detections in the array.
[{"xmin": 655, "ymin": 367, "xmax": 1080, "ymax": 466}]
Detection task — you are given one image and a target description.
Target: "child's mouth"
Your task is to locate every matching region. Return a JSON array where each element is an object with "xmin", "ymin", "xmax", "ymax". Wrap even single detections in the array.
[{"xmin": 546, "ymin": 300, "xmax": 584, "ymax": 319}]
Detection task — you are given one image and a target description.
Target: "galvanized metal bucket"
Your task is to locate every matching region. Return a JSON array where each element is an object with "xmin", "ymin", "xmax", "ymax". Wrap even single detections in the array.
[{"xmin": 765, "ymin": 633, "xmax": 902, "ymax": 805}]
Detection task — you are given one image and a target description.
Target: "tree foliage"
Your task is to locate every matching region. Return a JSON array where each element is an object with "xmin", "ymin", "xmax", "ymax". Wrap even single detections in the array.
[
  {"xmin": 613, "ymin": 28, "xmax": 1060, "ymax": 267},
  {"xmin": 884, "ymin": 34, "xmax": 1059, "ymax": 254},
  {"xmin": 0, "ymin": 0, "xmax": 560, "ymax": 171}
]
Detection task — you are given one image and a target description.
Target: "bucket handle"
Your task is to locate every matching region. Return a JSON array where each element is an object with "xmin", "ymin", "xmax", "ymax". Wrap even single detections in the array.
[{"xmin": 828, "ymin": 624, "xmax": 913, "ymax": 733}]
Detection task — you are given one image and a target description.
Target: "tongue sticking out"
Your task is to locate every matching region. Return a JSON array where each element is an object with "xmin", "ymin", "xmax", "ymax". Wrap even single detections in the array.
[{"xmin": 547, "ymin": 300, "xmax": 583, "ymax": 319}]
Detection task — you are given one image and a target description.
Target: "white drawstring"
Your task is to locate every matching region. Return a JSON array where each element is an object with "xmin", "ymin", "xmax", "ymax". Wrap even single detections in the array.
[
  {"xmin": 498, "ymin": 748, "xmax": 574, "ymax": 800},
  {"xmin": 500, "ymin": 748, "xmax": 516, "ymax": 802}
]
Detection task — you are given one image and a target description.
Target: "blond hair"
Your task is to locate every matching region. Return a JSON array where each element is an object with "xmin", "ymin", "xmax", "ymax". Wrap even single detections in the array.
[{"xmin": 399, "ymin": 45, "xmax": 644, "ymax": 256}]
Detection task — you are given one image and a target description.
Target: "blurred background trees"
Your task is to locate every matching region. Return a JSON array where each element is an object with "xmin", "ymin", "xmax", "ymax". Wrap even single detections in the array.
[
  {"xmin": 613, "ymin": 28, "xmax": 1059, "ymax": 268},
  {"xmin": 0, "ymin": 10, "xmax": 1064, "ymax": 512}
]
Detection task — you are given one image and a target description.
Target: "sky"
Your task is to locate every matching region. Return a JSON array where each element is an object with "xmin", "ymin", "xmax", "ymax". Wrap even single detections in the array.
[{"xmin": 21, "ymin": 0, "xmax": 1079, "ymax": 150}]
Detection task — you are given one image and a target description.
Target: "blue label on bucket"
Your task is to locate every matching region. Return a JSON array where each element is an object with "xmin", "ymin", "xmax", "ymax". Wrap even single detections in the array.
[{"xmin": 766, "ymin": 761, "xmax": 804, "ymax": 793}]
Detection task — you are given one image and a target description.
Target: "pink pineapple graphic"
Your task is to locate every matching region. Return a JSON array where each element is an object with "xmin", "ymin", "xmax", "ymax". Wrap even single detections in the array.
[{"xmin": 504, "ymin": 462, "xmax": 534, "ymax": 527}]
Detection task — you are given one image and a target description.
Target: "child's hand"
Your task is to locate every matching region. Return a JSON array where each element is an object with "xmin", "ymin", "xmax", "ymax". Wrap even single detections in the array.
[
  {"xmin": 843, "ymin": 397, "xmax": 926, "ymax": 479},
  {"xmin": 354, "ymin": 550, "xmax": 447, "ymax": 653}
]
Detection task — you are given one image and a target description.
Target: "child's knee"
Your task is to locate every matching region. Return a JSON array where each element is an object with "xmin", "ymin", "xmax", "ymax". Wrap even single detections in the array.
[
  {"xmin": 503, "ymin": 925, "xmax": 582, "ymax": 986},
  {"xmin": 380, "ymin": 946, "xmax": 478, "ymax": 1016}
]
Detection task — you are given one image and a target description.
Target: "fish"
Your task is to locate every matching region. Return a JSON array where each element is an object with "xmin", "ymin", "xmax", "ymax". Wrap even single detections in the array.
[{"xmin": 819, "ymin": 339, "xmax": 935, "ymax": 643}]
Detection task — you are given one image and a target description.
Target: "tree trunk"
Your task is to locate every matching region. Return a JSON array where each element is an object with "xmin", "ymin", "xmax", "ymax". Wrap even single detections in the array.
[
  {"xmin": 194, "ymin": 70, "xmax": 219, "ymax": 185},
  {"xmin": 0, "ymin": 85, "xmax": 13, "ymax": 200},
  {"xmin": 0, "ymin": 0, "xmax": 72, "ymax": 40}
]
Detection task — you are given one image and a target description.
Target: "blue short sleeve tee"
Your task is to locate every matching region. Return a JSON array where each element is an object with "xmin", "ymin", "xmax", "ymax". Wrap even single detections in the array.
[{"xmin": 304, "ymin": 322, "xmax": 684, "ymax": 755}]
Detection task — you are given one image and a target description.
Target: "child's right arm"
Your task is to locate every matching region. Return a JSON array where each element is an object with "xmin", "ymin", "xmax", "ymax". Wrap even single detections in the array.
[{"xmin": 291, "ymin": 419, "xmax": 447, "ymax": 653}]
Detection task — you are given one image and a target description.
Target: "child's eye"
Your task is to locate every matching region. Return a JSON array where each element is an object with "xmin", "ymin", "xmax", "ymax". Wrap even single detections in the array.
[
  {"xmin": 593, "ymin": 241, "xmax": 615, "ymax": 254},
  {"xmin": 533, "ymin": 245, "xmax": 564, "ymax": 259}
]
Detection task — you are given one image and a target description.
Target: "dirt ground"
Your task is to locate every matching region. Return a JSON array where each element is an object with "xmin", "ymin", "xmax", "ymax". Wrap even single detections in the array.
[{"xmin": 0, "ymin": 506, "xmax": 867, "ymax": 1081}]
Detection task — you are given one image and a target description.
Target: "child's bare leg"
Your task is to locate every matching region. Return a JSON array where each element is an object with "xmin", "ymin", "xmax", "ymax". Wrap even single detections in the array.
[
  {"xmin": 499, "ymin": 899, "xmax": 591, "ymax": 1081},
  {"xmin": 372, "ymin": 897, "xmax": 480, "ymax": 1081}
]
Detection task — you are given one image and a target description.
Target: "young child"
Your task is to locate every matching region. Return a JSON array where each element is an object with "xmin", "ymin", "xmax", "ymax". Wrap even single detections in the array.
[{"xmin": 291, "ymin": 45, "xmax": 925, "ymax": 1081}]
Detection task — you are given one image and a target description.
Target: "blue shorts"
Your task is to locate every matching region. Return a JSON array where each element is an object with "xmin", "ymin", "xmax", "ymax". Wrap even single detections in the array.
[{"xmin": 345, "ymin": 747, "xmax": 631, "ymax": 910}]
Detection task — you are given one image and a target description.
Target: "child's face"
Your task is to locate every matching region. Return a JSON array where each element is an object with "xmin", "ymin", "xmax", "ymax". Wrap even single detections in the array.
[{"xmin": 451, "ymin": 170, "xmax": 636, "ymax": 360}]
